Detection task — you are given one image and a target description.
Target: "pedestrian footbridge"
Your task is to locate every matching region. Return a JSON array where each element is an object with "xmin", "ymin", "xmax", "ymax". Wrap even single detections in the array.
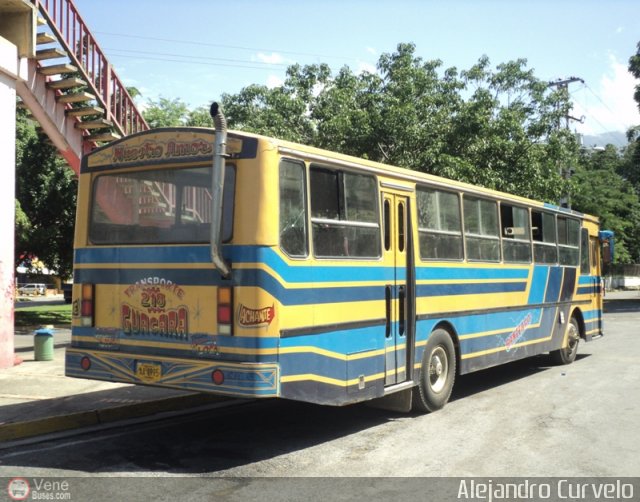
[
  {"xmin": 0, "ymin": 0, "xmax": 147, "ymax": 367},
  {"xmin": 1, "ymin": 0, "xmax": 148, "ymax": 172}
]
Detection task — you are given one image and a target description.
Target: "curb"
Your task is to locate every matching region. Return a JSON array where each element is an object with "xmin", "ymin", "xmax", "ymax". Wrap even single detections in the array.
[
  {"xmin": 14, "ymin": 343, "xmax": 70, "ymax": 354},
  {"xmin": 0, "ymin": 393, "xmax": 229, "ymax": 442}
]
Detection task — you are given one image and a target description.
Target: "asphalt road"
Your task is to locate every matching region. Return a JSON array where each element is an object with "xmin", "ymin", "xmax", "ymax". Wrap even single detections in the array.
[{"xmin": 0, "ymin": 296, "xmax": 638, "ymax": 500}]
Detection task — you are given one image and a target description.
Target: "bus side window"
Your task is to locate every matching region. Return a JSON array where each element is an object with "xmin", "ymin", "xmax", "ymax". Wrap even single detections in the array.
[
  {"xmin": 531, "ymin": 210, "xmax": 557, "ymax": 264},
  {"xmin": 500, "ymin": 204, "xmax": 531, "ymax": 263},
  {"xmin": 557, "ymin": 217, "xmax": 580, "ymax": 266},
  {"xmin": 279, "ymin": 159, "xmax": 308, "ymax": 257},
  {"xmin": 310, "ymin": 166, "xmax": 380, "ymax": 259},
  {"xmin": 580, "ymin": 228, "xmax": 590, "ymax": 274},
  {"xmin": 463, "ymin": 196, "xmax": 500, "ymax": 262},
  {"xmin": 416, "ymin": 187, "xmax": 463, "ymax": 261}
]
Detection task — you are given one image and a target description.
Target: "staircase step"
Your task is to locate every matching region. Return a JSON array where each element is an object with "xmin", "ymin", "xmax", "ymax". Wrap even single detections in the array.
[
  {"xmin": 37, "ymin": 17, "xmax": 46, "ymax": 26},
  {"xmin": 75, "ymin": 119, "xmax": 113, "ymax": 130},
  {"xmin": 85, "ymin": 131, "xmax": 122, "ymax": 142},
  {"xmin": 36, "ymin": 32, "xmax": 57, "ymax": 45},
  {"xmin": 57, "ymin": 91, "xmax": 95, "ymax": 104},
  {"xmin": 36, "ymin": 48, "xmax": 67, "ymax": 60},
  {"xmin": 38, "ymin": 63, "xmax": 78, "ymax": 76},
  {"xmin": 47, "ymin": 77, "xmax": 87, "ymax": 90},
  {"xmin": 66, "ymin": 106, "xmax": 105, "ymax": 117}
]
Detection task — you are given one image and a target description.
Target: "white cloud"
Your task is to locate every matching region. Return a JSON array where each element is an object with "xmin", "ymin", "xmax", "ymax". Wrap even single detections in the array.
[
  {"xmin": 255, "ymin": 52, "xmax": 285, "ymax": 65},
  {"xmin": 357, "ymin": 61, "xmax": 377, "ymax": 75},
  {"xmin": 574, "ymin": 54, "xmax": 640, "ymax": 135},
  {"xmin": 266, "ymin": 74, "xmax": 284, "ymax": 89}
]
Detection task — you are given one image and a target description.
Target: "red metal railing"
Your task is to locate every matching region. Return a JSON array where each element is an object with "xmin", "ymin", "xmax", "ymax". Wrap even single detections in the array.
[{"xmin": 31, "ymin": 0, "xmax": 148, "ymax": 137}]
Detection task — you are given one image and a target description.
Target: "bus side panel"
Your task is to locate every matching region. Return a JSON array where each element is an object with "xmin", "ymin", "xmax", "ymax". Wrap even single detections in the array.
[{"xmin": 412, "ymin": 264, "xmax": 580, "ymax": 375}]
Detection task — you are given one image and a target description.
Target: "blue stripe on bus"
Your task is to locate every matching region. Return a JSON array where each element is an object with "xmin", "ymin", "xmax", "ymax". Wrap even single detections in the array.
[
  {"xmin": 75, "ymin": 246, "xmax": 212, "ymax": 264},
  {"xmin": 76, "ymin": 245, "xmax": 531, "ymax": 284},
  {"xmin": 544, "ymin": 267, "xmax": 564, "ymax": 303},
  {"xmin": 75, "ymin": 266, "xmax": 528, "ymax": 306},
  {"xmin": 416, "ymin": 281, "xmax": 526, "ymax": 297}
]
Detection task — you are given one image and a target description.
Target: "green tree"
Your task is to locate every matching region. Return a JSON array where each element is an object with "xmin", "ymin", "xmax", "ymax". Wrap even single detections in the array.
[
  {"xmin": 143, "ymin": 97, "xmax": 190, "ymax": 128},
  {"xmin": 15, "ymin": 110, "xmax": 77, "ymax": 279},
  {"xmin": 620, "ymin": 42, "xmax": 640, "ymax": 193},
  {"xmin": 571, "ymin": 145, "xmax": 640, "ymax": 263},
  {"xmin": 221, "ymin": 43, "xmax": 575, "ymax": 203}
]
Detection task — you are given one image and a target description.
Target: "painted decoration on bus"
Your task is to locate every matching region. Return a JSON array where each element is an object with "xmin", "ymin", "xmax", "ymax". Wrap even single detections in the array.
[
  {"xmin": 87, "ymin": 131, "xmax": 245, "ymax": 168},
  {"xmin": 112, "ymin": 138, "xmax": 212, "ymax": 164},
  {"xmin": 237, "ymin": 303, "xmax": 275, "ymax": 328},
  {"xmin": 504, "ymin": 312, "xmax": 533, "ymax": 352},
  {"xmin": 190, "ymin": 334, "xmax": 219, "ymax": 356},
  {"xmin": 121, "ymin": 277, "xmax": 189, "ymax": 339}
]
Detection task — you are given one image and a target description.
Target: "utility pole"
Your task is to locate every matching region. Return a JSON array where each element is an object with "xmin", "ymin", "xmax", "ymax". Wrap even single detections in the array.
[{"xmin": 548, "ymin": 76, "xmax": 585, "ymax": 208}]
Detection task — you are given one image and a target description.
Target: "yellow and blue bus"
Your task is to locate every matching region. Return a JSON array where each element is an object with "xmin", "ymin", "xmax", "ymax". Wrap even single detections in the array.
[{"xmin": 66, "ymin": 104, "xmax": 613, "ymax": 412}]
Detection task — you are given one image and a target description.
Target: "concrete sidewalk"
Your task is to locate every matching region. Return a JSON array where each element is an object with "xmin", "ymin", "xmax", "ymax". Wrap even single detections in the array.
[{"xmin": 1, "ymin": 328, "xmax": 231, "ymax": 443}]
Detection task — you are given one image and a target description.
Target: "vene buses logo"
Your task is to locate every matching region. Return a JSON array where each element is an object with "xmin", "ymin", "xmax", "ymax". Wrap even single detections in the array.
[
  {"xmin": 121, "ymin": 277, "xmax": 189, "ymax": 339},
  {"xmin": 7, "ymin": 478, "xmax": 30, "ymax": 501}
]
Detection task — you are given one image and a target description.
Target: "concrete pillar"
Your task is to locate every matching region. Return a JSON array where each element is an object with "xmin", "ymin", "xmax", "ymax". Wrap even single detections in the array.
[{"xmin": 0, "ymin": 36, "xmax": 19, "ymax": 368}]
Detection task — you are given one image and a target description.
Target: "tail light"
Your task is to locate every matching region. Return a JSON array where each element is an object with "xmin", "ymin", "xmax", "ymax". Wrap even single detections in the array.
[
  {"xmin": 80, "ymin": 283, "xmax": 94, "ymax": 327},
  {"xmin": 217, "ymin": 286, "xmax": 233, "ymax": 335}
]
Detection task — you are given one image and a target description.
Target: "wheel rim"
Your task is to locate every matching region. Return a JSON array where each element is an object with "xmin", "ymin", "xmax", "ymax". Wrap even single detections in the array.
[
  {"xmin": 428, "ymin": 346, "xmax": 448, "ymax": 393},
  {"xmin": 566, "ymin": 322, "xmax": 579, "ymax": 356}
]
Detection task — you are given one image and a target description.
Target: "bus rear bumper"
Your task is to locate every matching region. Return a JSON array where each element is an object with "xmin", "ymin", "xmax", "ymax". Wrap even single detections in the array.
[{"xmin": 65, "ymin": 348, "xmax": 279, "ymax": 398}]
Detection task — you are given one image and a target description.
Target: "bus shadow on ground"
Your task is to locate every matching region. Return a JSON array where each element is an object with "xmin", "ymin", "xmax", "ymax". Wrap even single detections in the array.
[
  {"xmin": 451, "ymin": 352, "xmax": 591, "ymax": 402},
  {"xmin": 1, "ymin": 358, "xmax": 591, "ymax": 475},
  {"xmin": 604, "ymin": 298, "xmax": 640, "ymax": 314}
]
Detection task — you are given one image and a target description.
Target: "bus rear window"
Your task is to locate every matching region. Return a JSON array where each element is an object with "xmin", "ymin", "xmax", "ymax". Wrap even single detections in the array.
[{"xmin": 89, "ymin": 165, "xmax": 235, "ymax": 245}]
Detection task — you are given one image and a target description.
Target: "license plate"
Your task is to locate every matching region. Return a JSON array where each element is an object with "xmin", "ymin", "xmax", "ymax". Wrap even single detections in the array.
[{"xmin": 136, "ymin": 362, "xmax": 162, "ymax": 382}]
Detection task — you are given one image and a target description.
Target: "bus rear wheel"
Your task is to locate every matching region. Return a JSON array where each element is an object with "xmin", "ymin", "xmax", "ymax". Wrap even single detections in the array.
[
  {"xmin": 550, "ymin": 316, "xmax": 580, "ymax": 365},
  {"xmin": 412, "ymin": 328, "xmax": 456, "ymax": 413}
]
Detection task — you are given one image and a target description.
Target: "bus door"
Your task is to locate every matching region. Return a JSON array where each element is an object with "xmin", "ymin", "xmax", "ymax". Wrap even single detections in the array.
[
  {"xmin": 382, "ymin": 191, "xmax": 416, "ymax": 386},
  {"xmin": 590, "ymin": 236, "xmax": 603, "ymax": 334}
]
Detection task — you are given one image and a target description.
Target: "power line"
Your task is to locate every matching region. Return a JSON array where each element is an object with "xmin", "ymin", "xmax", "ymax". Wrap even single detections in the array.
[
  {"xmin": 95, "ymin": 30, "xmax": 358, "ymax": 63},
  {"xmin": 103, "ymin": 47, "xmax": 290, "ymax": 69},
  {"xmin": 107, "ymin": 52, "xmax": 290, "ymax": 72}
]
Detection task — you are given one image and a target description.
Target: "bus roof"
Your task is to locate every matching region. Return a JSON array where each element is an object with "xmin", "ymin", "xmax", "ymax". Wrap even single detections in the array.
[{"xmin": 84, "ymin": 126, "xmax": 599, "ymax": 224}]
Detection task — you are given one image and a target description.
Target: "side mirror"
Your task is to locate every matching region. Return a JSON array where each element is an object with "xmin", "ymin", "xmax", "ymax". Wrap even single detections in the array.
[{"xmin": 599, "ymin": 230, "xmax": 614, "ymax": 265}]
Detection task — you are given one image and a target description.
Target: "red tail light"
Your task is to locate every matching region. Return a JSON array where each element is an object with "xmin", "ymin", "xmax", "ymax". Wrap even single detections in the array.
[
  {"xmin": 80, "ymin": 283, "xmax": 94, "ymax": 327},
  {"xmin": 217, "ymin": 287, "xmax": 233, "ymax": 335}
]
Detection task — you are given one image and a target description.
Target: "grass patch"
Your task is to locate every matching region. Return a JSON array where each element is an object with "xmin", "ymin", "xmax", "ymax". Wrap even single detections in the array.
[{"xmin": 15, "ymin": 303, "xmax": 72, "ymax": 327}]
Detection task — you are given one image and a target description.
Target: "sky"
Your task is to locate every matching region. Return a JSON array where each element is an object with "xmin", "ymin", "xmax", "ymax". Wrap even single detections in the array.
[{"xmin": 73, "ymin": 0, "xmax": 640, "ymax": 139}]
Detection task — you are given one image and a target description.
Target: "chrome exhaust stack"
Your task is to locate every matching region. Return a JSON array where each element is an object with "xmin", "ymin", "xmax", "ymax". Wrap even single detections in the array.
[{"xmin": 209, "ymin": 102, "xmax": 231, "ymax": 278}]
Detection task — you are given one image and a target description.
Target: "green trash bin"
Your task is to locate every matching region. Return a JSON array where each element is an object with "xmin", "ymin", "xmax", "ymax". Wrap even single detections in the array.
[{"xmin": 34, "ymin": 327, "xmax": 54, "ymax": 361}]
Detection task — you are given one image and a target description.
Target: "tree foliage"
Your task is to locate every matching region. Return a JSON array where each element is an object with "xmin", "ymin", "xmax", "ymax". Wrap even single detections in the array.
[
  {"xmin": 136, "ymin": 41, "xmax": 640, "ymax": 263},
  {"xmin": 571, "ymin": 146, "xmax": 640, "ymax": 263},
  {"xmin": 219, "ymin": 43, "xmax": 574, "ymax": 203},
  {"xmin": 15, "ymin": 109, "xmax": 77, "ymax": 279}
]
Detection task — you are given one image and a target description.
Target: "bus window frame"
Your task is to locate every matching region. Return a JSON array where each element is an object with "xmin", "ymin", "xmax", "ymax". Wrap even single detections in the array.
[
  {"xmin": 531, "ymin": 209, "xmax": 558, "ymax": 264},
  {"xmin": 557, "ymin": 215, "xmax": 580, "ymax": 267},
  {"xmin": 416, "ymin": 185, "xmax": 464, "ymax": 262},
  {"xmin": 88, "ymin": 164, "xmax": 236, "ymax": 246},
  {"xmin": 462, "ymin": 194, "xmax": 501, "ymax": 263},
  {"xmin": 309, "ymin": 164, "xmax": 382, "ymax": 260},
  {"xmin": 278, "ymin": 158, "xmax": 309, "ymax": 259},
  {"xmin": 499, "ymin": 202, "xmax": 533, "ymax": 264}
]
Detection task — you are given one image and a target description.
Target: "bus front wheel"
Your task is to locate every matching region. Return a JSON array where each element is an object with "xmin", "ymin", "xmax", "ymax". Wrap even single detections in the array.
[
  {"xmin": 412, "ymin": 328, "xmax": 456, "ymax": 413},
  {"xmin": 550, "ymin": 317, "xmax": 580, "ymax": 365}
]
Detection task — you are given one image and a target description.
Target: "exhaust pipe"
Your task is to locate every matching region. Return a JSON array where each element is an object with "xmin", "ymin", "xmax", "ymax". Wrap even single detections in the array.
[{"xmin": 209, "ymin": 102, "xmax": 231, "ymax": 278}]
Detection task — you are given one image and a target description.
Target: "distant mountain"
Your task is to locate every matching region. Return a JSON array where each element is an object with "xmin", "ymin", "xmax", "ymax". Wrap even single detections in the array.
[{"xmin": 579, "ymin": 131, "xmax": 628, "ymax": 149}]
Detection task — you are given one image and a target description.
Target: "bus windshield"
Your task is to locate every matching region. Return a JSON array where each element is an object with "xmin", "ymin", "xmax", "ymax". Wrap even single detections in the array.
[{"xmin": 89, "ymin": 165, "xmax": 235, "ymax": 245}]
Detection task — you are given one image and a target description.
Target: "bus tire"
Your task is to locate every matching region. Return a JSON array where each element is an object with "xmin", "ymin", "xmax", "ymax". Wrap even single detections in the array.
[
  {"xmin": 550, "ymin": 316, "xmax": 580, "ymax": 365},
  {"xmin": 412, "ymin": 328, "xmax": 456, "ymax": 413}
]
